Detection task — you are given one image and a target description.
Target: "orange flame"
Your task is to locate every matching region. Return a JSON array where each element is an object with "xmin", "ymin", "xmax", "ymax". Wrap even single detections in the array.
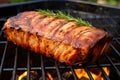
[
  {"xmin": 46, "ymin": 72, "xmax": 54, "ymax": 80},
  {"xmin": 18, "ymin": 71, "xmax": 27, "ymax": 80},
  {"xmin": 74, "ymin": 67, "xmax": 110, "ymax": 80},
  {"xmin": 18, "ymin": 71, "xmax": 37, "ymax": 80},
  {"xmin": 18, "ymin": 71, "xmax": 54, "ymax": 80},
  {"xmin": 18, "ymin": 67, "xmax": 110, "ymax": 80}
]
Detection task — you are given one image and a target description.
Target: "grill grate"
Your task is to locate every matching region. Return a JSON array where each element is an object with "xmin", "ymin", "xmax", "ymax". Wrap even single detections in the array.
[{"xmin": 0, "ymin": 0, "xmax": 120, "ymax": 80}]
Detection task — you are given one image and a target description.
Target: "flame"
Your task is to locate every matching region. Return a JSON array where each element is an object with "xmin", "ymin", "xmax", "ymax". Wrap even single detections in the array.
[
  {"xmin": 18, "ymin": 71, "xmax": 37, "ymax": 80},
  {"xmin": 18, "ymin": 71, "xmax": 27, "ymax": 80},
  {"xmin": 74, "ymin": 69, "xmax": 89, "ymax": 79},
  {"xmin": 18, "ymin": 71, "xmax": 54, "ymax": 80},
  {"xmin": 18, "ymin": 67, "xmax": 110, "ymax": 80},
  {"xmin": 74, "ymin": 67, "xmax": 110, "ymax": 80},
  {"xmin": 46, "ymin": 72, "xmax": 54, "ymax": 80}
]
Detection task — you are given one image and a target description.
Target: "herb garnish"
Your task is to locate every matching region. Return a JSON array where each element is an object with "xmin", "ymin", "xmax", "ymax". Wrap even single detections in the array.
[{"xmin": 37, "ymin": 9, "xmax": 92, "ymax": 27}]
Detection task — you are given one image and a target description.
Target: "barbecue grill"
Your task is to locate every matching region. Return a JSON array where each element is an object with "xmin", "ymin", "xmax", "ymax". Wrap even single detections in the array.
[{"xmin": 0, "ymin": 0, "xmax": 120, "ymax": 80}]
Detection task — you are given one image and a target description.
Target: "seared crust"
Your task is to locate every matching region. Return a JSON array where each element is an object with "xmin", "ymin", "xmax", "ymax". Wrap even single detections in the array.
[{"xmin": 3, "ymin": 11, "xmax": 112, "ymax": 65}]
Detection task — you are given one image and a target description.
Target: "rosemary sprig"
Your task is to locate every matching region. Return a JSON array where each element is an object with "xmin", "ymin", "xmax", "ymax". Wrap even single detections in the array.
[{"xmin": 37, "ymin": 9, "xmax": 92, "ymax": 27}]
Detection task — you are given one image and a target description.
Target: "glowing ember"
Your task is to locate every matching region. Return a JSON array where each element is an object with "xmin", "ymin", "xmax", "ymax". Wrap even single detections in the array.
[{"xmin": 74, "ymin": 67, "xmax": 110, "ymax": 80}]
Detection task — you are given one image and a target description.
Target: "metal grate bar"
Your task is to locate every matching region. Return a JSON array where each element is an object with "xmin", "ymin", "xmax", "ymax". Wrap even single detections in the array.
[
  {"xmin": 2, "ymin": 62, "xmax": 120, "ymax": 72},
  {"xmin": 0, "ymin": 41, "xmax": 7, "ymax": 44},
  {"xmin": 27, "ymin": 51, "xmax": 30, "ymax": 80},
  {"xmin": 105, "ymin": 54, "xmax": 120, "ymax": 77},
  {"xmin": 41, "ymin": 55, "xmax": 46, "ymax": 80},
  {"xmin": 87, "ymin": 63, "xmax": 120, "ymax": 68},
  {"xmin": 11, "ymin": 47, "xmax": 18, "ymax": 80},
  {"xmin": 70, "ymin": 66, "xmax": 78, "ymax": 80},
  {"xmin": 110, "ymin": 44, "xmax": 120, "ymax": 57},
  {"xmin": 96, "ymin": 18, "xmax": 110, "ymax": 31},
  {"xmin": 97, "ymin": 62, "xmax": 110, "ymax": 80},
  {"xmin": 84, "ymin": 67, "xmax": 94, "ymax": 80},
  {"xmin": 0, "ymin": 25, "xmax": 4, "ymax": 37},
  {"xmin": 104, "ymin": 18, "xmax": 119, "ymax": 35},
  {"xmin": 0, "ymin": 18, "xmax": 6, "ymax": 22},
  {"xmin": 0, "ymin": 19, "xmax": 6, "ymax": 37},
  {"xmin": 109, "ymin": 17, "xmax": 120, "ymax": 30},
  {"xmin": 0, "ymin": 31, "xmax": 2, "ymax": 37},
  {"xmin": 0, "ymin": 42, "xmax": 8, "ymax": 75},
  {"xmin": 55, "ymin": 61, "xmax": 62, "ymax": 80},
  {"xmin": 115, "ymin": 39, "xmax": 120, "ymax": 45}
]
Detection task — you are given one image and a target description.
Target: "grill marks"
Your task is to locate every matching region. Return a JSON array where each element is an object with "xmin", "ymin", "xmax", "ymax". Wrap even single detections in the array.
[
  {"xmin": 7, "ymin": 11, "xmax": 109, "ymax": 49},
  {"xmin": 54, "ymin": 22, "xmax": 77, "ymax": 43},
  {"xmin": 26, "ymin": 13, "xmax": 82, "ymax": 46},
  {"xmin": 9, "ymin": 11, "xmax": 40, "ymax": 31},
  {"xmin": 3, "ymin": 11, "xmax": 112, "ymax": 65},
  {"xmin": 45, "ymin": 19, "xmax": 67, "ymax": 39},
  {"xmin": 33, "ymin": 16, "xmax": 56, "ymax": 36}
]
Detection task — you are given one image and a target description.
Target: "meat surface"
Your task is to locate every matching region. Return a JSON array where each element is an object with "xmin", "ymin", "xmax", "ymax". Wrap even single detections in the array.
[{"xmin": 3, "ymin": 11, "xmax": 112, "ymax": 65}]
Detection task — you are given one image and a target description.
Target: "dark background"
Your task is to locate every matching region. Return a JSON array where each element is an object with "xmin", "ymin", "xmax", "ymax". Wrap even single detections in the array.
[{"xmin": 0, "ymin": 0, "xmax": 120, "ymax": 7}]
